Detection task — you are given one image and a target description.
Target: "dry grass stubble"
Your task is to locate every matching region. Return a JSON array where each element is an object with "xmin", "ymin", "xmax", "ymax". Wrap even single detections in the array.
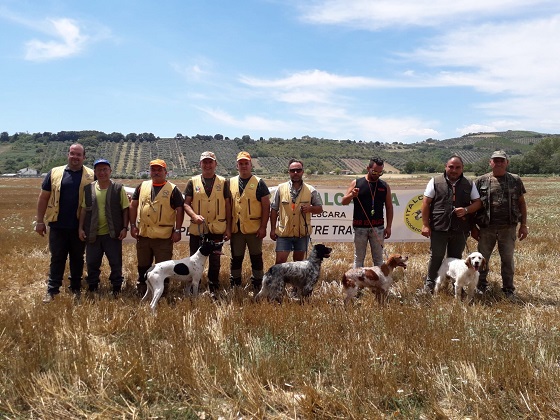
[{"xmin": 0, "ymin": 177, "xmax": 559, "ymax": 418}]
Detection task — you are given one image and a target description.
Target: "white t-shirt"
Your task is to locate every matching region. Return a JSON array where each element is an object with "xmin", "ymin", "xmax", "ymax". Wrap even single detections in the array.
[{"xmin": 424, "ymin": 177, "xmax": 480, "ymax": 200}]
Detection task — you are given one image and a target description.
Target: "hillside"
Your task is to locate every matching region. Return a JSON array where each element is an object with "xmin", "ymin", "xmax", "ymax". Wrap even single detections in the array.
[{"xmin": 0, "ymin": 130, "xmax": 556, "ymax": 176}]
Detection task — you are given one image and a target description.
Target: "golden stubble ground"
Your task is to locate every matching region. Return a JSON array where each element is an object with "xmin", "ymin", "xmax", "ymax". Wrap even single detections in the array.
[{"xmin": 0, "ymin": 176, "xmax": 559, "ymax": 419}]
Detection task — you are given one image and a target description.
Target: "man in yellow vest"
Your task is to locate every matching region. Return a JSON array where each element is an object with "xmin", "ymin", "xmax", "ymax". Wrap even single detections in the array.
[
  {"xmin": 229, "ymin": 151, "xmax": 270, "ymax": 292},
  {"xmin": 35, "ymin": 143, "xmax": 95, "ymax": 303},
  {"xmin": 129, "ymin": 159, "xmax": 185, "ymax": 296},
  {"xmin": 270, "ymin": 159, "xmax": 323, "ymax": 264},
  {"xmin": 184, "ymin": 151, "xmax": 232, "ymax": 295}
]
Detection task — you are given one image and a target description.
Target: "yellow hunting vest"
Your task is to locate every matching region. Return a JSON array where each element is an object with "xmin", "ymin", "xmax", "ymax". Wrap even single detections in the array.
[
  {"xmin": 190, "ymin": 175, "xmax": 227, "ymax": 236},
  {"xmin": 230, "ymin": 175, "xmax": 262, "ymax": 234},
  {"xmin": 44, "ymin": 165, "xmax": 94, "ymax": 223},
  {"xmin": 276, "ymin": 182, "xmax": 311, "ymax": 238},
  {"xmin": 137, "ymin": 181, "xmax": 177, "ymax": 239}
]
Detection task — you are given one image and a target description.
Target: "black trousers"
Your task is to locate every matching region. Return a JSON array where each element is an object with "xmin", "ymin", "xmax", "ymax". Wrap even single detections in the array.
[
  {"xmin": 189, "ymin": 233, "xmax": 223, "ymax": 292},
  {"xmin": 47, "ymin": 227, "xmax": 86, "ymax": 294}
]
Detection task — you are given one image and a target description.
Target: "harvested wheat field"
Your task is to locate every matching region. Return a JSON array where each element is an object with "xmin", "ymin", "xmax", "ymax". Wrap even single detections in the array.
[{"xmin": 0, "ymin": 176, "xmax": 559, "ymax": 419}]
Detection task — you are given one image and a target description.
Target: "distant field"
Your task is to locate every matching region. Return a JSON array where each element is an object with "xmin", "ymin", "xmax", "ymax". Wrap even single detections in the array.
[{"xmin": 1, "ymin": 177, "xmax": 559, "ymax": 418}]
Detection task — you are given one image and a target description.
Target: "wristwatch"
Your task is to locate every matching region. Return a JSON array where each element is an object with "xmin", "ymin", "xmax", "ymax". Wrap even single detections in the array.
[{"xmin": 174, "ymin": 229, "xmax": 181, "ymax": 233}]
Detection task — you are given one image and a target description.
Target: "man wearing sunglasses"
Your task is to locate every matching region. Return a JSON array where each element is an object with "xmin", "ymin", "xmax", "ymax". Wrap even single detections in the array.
[
  {"xmin": 269, "ymin": 159, "xmax": 323, "ymax": 264},
  {"xmin": 342, "ymin": 157, "xmax": 393, "ymax": 267}
]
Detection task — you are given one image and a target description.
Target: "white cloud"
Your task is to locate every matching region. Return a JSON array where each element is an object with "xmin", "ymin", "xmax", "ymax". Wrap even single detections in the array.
[
  {"xmin": 25, "ymin": 18, "xmax": 89, "ymax": 61},
  {"xmin": 300, "ymin": 0, "xmax": 559, "ymax": 29},
  {"xmin": 199, "ymin": 103, "xmax": 439, "ymax": 143},
  {"xmin": 456, "ymin": 121, "xmax": 522, "ymax": 136},
  {"xmin": 239, "ymin": 69, "xmax": 399, "ymax": 106},
  {"xmin": 172, "ymin": 59, "xmax": 213, "ymax": 81},
  {"xmin": 240, "ymin": 69, "xmax": 390, "ymax": 89},
  {"xmin": 405, "ymin": 15, "xmax": 560, "ymax": 133},
  {"xmin": 199, "ymin": 107, "xmax": 293, "ymax": 133},
  {"xmin": 408, "ymin": 16, "xmax": 560, "ymax": 95}
]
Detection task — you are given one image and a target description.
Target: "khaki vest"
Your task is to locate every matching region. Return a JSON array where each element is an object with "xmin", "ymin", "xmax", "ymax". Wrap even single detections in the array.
[
  {"xmin": 475, "ymin": 172, "xmax": 524, "ymax": 227},
  {"xmin": 137, "ymin": 181, "xmax": 177, "ymax": 239},
  {"xmin": 44, "ymin": 165, "xmax": 94, "ymax": 223},
  {"xmin": 276, "ymin": 182, "xmax": 312, "ymax": 238},
  {"xmin": 230, "ymin": 175, "xmax": 262, "ymax": 234},
  {"xmin": 190, "ymin": 175, "xmax": 227, "ymax": 236}
]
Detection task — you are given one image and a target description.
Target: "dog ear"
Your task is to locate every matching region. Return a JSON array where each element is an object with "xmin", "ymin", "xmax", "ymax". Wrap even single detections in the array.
[
  {"xmin": 481, "ymin": 257, "xmax": 487, "ymax": 271},
  {"xmin": 465, "ymin": 255, "xmax": 473, "ymax": 268}
]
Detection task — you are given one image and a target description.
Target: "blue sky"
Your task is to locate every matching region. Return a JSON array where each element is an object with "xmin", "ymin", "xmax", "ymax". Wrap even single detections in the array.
[{"xmin": 1, "ymin": 0, "xmax": 559, "ymax": 144}]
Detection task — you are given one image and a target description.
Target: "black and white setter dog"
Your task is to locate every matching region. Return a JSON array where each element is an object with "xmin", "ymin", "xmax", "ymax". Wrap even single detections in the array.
[
  {"xmin": 256, "ymin": 244, "xmax": 332, "ymax": 303},
  {"xmin": 143, "ymin": 239, "xmax": 223, "ymax": 310}
]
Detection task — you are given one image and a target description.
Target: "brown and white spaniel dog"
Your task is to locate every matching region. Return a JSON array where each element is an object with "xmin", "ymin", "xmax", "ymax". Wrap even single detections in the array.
[{"xmin": 341, "ymin": 253, "xmax": 408, "ymax": 305}]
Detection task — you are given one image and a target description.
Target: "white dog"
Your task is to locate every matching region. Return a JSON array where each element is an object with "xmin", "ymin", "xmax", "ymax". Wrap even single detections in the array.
[
  {"xmin": 435, "ymin": 252, "xmax": 486, "ymax": 303},
  {"xmin": 143, "ymin": 239, "xmax": 223, "ymax": 310}
]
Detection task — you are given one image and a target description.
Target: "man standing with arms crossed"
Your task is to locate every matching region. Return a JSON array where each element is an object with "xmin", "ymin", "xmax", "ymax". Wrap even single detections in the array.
[
  {"xmin": 184, "ymin": 151, "xmax": 232, "ymax": 295},
  {"xmin": 229, "ymin": 151, "xmax": 270, "ymax": 292},
  {"xmin": 129, "ymin": 159, "xmax": 184, "ymax": 296},
  {"xmin": 269, "ymin": 159, "xmax": 323, "ymax": 264},
  {"xmin": 36, "ymin": 143, "xmax": 94, "ymax": 303},
  {"xmin": 341, "ymin": 157, "xmax": 393, "ymax": 267}
]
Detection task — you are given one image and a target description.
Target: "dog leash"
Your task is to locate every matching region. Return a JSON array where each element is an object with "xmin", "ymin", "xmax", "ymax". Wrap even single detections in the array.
[
  {"xmin": 300, "ymin": 207, "xmax": 311, "ymax": 259},
  {"xmin": 196, "ymin": 220, "xmax": 210, "ymax": 240}
]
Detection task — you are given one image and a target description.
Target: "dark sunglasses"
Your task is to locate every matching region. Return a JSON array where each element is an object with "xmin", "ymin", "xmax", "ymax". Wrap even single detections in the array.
[
  {"xmin": 370, "ymin": 170, "xmax": 383, "ymax": 175},
  {"xmin": 289, "ymin": 168, "xmax": 303, "ymax": 173}
]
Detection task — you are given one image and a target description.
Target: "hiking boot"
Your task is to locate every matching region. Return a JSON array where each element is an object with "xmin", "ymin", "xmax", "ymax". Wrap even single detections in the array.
[
  {"xmin": 42, "ymin": 292, "xmax": 54, "ymax": 304},
  {"xmin": 250, "ymin": 277, "xmax": 262, "ymax": 293},
  {"xmin": 112, "ymin": 285, "xmax": 122, "ymax": 297},
  {"xmin": 504, "ymin": 290, "xmax": 521, "ymax": 302},
  {"xmin": 423, "ymin": 282, "xmax": 435, "ymax": 295},
  {"xmin": 230, "ymin": 276, "xmax": 242, "ymax": 288}
]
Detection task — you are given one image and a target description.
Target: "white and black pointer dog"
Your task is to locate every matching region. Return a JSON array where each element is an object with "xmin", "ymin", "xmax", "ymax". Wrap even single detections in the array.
[
  {"xmin": 256, "ymin": 244, "xmax": 332, "ymax": 303},
  {"xmin": 143, "ymin": 239, "xmax": 223, "ymax": 310},
  {"xmin": 341, "ymin": 254, "xmax": 408, "ymax": 305},
  {"xmin": 434, "ymin": 252, "xmax": 486, "ymax": 303}
]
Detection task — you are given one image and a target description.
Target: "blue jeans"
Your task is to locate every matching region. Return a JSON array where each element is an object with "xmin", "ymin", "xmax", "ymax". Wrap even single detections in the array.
[
  {"xmin": 86, "ymin": 234, "xmax": 123, "ymax": 291},
  {"xmin": 477, "ymin": 225, "xmax": 517, "ymax": 292},
  {"xmin": 353, "ymin": 226, "xmax": 384, "ymax": 267},
  {"xmin": 275, "ymin": 236, "xmax": 310, "ymax": 252},
  {"xmin": 426, "ymin": 230, "xmax": 468, "ymax": 288},
  {"xmin": 47, "ymin": 227, "xmax": 86, "ymax": 294}
]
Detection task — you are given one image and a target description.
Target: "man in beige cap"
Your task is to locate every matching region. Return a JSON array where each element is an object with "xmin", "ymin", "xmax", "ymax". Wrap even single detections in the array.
[
  {"xmin": 229, "ymin": 151, "xmax": 270, "ymax": 292},
  {"xmin": 129, "ymin": 159, "xmax": 184, "ymax": 295},
  {"xmin": 184, "ymin": 151, "xmax": 231, "ymax": 295},
  {"xmin": 472, "ymin": 150, "xmax": 528, "ymax": 299}
]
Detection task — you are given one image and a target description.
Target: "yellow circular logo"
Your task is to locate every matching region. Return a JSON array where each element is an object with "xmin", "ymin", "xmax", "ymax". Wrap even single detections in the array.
[{"xmin": 404, "ymin": 194, "xmax": 424, "ymax": 235}]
